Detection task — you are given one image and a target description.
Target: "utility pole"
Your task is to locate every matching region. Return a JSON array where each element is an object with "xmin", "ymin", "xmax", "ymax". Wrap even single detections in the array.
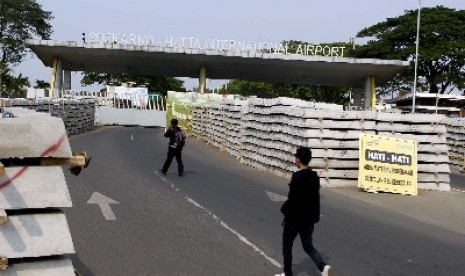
[{"xmin": 412, "ymin": 0, "xmax": 422, "ymax": 114}]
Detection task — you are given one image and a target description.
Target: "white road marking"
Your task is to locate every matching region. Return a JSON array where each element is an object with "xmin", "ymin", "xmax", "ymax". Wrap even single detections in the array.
[
  {"xmin": 185, "ymin": 197, "xmax": 282, "ymax": 268},
  {"xmin": 452, "ymin": 188, "xmax": 465, "ymax": 193},
  {"xmin": 154, "ymin": 170, "xmax": 167, "ymax": 182},
  {"xmin": 154, "ymin": 170, "xmax": 282, "ymax": 268},
  {"xmin": 87, "ymin": 192, "xmax": 120, "ymax": 220},
  {"xmin": 266, "ymin": 191, "xmax": 287, "ymax": 202},
  {"xmin": 131, "ymin": 134, "xmax": 134, "ymax": 141}
]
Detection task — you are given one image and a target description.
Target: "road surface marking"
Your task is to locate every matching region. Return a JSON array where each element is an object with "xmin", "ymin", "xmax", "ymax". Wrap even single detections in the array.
[
  {"xmin": 154, "ymin": 170, "xmax": 282, "ymax": 268},
  {"xmin": 87, "ymin": 192, "xmax": 120, "ymax": 220},
  {"xmin": 185, "ymin": 197, "xmax": 281, "ymax": 268},
  {"xmin": 131, "ymin": 134, "xmax": 134, "ymax": 141},
  {"xmin": 452, "ymin": 188, "xmax": 465, "ymax": 193},
  {"xmin": 266, "ymin": 191, "xmax": 287, "ymax": 202}
]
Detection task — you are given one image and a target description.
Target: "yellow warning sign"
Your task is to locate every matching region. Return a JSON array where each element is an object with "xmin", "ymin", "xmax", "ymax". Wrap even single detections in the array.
[{"xmin": 358, "ymin": 134, "xmax": 418, "ymax": 196}]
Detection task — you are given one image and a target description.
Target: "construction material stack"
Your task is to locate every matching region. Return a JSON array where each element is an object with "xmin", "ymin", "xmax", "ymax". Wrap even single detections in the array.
[
  {"xmin": 190, "ymin": 96, "xmax": 452, "ymax": 191},
  {"xmin": 376, "ymin": 113, "xmax": 450, "ymax": 191},
  {"xmin": 446, "ymin": 118, "xmax": 465, "ymax": 172},
  {"xmin": 0, "ymin": 110, "xmax": 76, "ymax": 275}
]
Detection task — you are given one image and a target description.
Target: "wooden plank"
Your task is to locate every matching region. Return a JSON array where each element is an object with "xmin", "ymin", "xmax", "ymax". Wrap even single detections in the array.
[
  {"xmin": 0, "ymin": 162, "xmax": 4, "ymax": 177},
  {"xmin": 0, "ymin": 167, "xmax": 72, "ymax": 210},
  {"xmin": 0, "ymin": 117, "xmax": 72, "ymax": 159},
  {"xmin": 0, "ymin": 256, "xmax": 7, "ymax": 271},
  {"xmin": 0, "ymin": 212, "xmax": 75, "ymax": 258},
  {"xmin": 2, "ymin": 258, "xmax": 74, "ymax": 276},
  {"xmin": 0, "ymin": 209, "xmax": 6, "ymax": 225}
]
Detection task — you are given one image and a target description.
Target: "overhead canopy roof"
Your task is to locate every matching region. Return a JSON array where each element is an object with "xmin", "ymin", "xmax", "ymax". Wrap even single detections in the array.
[{"xmin": 27, "ymin": 40, "xmax": 409, "ymax": 88}]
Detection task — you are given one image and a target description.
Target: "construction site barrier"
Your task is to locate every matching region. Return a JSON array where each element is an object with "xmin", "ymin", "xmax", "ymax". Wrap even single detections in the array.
[{"xmin": 1, "ymin": 108, "xmax": 79, "ymax": 275}]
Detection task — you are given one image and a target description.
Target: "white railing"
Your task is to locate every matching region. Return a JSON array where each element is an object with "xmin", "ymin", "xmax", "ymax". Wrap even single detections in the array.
[{"xmin": 51, "ymin": 90, "xmax": 166, "ymax": 111}]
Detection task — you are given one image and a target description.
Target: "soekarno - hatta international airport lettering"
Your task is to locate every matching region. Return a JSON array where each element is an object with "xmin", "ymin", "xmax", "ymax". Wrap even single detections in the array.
[{"xmin": 86, "ymin": 32, "xmax": 346, "ymax": 57}]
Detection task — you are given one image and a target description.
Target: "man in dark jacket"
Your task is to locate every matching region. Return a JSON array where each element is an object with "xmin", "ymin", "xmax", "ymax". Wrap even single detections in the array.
[
  {"xmin": 161, "ymin": 118, "xmax": 184, "ymax": 176},
  {"xmin": 275, "ymin": 147, "xmax": 332, "ymax": 276}
]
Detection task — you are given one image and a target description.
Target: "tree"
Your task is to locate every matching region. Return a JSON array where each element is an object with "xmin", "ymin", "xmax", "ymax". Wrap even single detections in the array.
[
  {"xmin": 354, "ymin": 6, "xmax": 465, "ymax": 95},
  {"xmin": 0, "ymin": 0, "xmax": 53, "ymax": 97},
  {"xmin": 221, "ymin": 79, "xmax": 349, "ymax": 104},
  {"xmin": 0, "ymin": 63, "xmax": 29, "ymax": 97},
  {"xmin": 81, "ymin": 72, "xmax": 186, "ymax": 95},
  {"xmin": 33, "ymin": 79, "xmax": 50, "ymax": 89}
]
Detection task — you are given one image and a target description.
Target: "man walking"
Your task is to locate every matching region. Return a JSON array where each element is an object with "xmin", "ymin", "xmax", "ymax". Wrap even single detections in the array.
[
  {"xmin": 161, "ymin": 118, "xmax": 185, "ymax": 176},
  {"xmin": 275, "ymin": 147, "xmax": 332, "ymax": 276}
]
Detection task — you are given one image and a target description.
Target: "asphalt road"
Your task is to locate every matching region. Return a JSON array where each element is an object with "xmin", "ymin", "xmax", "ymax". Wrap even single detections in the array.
[{"xmin": 64, "ymin": 126, "xmax": 465, "ymax": 276}]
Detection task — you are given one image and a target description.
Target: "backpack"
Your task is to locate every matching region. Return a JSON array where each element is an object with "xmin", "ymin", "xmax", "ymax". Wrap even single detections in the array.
[{"xmin": 173, "ymin": 129, "xmax": 186, "ymax": 148}]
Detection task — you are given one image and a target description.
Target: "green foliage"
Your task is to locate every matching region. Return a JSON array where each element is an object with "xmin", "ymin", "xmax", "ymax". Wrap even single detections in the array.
[
  {"xmin": 33, "ymin": 79, "xmax": 50, "ymax": 89},
  {"xmin": 0, "ymin": 0, "xmax": 52, "ymax": 97},
  {"xmin": 0, "ymin": 63, "xmax": 29, "ymax": 97},
  {"xmin": 354, "ymin": 6, "xmax": 465, "ymax": 94},
  {"xmin": 220, "ymin": 79, "xmax": 349, "ymax": 104},
  {"xmin": 81, "ymin": 72, "xmax": 186, "ymax": 95}
]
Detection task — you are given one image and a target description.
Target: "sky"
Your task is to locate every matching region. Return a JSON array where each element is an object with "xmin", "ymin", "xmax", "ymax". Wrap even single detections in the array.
[{"xmin": 15, "ymin": 0, "xmax": 465, "ymax": 91}]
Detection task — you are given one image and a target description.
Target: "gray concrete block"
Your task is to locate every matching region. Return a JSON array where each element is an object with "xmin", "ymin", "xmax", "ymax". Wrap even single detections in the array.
[
  {"xmin": 0, "ymin": 167, "xmax": 72, "ymax": 209},
  {"xmin": 0, "ymin": 212, "xmax": 75, "ymax": 258},
  {"xmin": 0, "ymin": 117, "xmax": 72, "ymax": 158}
]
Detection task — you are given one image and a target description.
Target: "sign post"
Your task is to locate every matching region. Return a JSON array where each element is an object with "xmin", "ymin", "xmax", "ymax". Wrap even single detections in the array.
[{"xmin": 358, "ymin": 134, "xmax": 418, "ymax": 196}]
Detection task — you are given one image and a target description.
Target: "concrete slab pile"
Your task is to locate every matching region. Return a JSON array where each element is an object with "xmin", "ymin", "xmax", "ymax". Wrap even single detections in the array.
[
  {"xmin": 446, "ymin": 118, "xmax": 465, "ymax": 172},
  {"xmin": 2, "ymin": 97, "xmax": 95, "ymax": 135},
  {"xmin": 192, "ymin": 105, "xmax": 208, "ymax": 140},
  {"xmin": 191, "ymin": 97, "xmax": 452, "ymax": 191},
  {"xmin": 0, "ymin": 111, "xmax": 76, "ymax": 275}
]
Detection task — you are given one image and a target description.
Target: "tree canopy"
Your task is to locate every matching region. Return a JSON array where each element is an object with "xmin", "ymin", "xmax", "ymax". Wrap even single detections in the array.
[
  {"xmin": 354, "ymin": 6, "xmax": 465, "ymax": 95},
  {"xmin": 81, "ymin": 72, "xmax": 186, "ymax": 95},
  {"xmin": 0, "ymin": 0, "xmax": 53, "ymax": 97}
]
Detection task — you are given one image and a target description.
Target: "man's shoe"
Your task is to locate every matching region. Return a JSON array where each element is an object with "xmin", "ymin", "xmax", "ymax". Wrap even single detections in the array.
[
  {"xmin": 178, "ymin": 172, "xmax": 184, "ymax": 177},
  {"xmin": 321, "ymin": 265, "xmax": 333, "ymax": 276},
  {"xmin": 160, "ymin": 169, "xmax": 166, "ymax": 176}
]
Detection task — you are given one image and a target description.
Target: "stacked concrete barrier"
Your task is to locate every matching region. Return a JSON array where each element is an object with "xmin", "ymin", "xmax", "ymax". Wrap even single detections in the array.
[
  {"xmin": 0, "ymin": 110, "xmax": 76, "ymax": 274},
  {"xmin": 446, "ymin": 118, "xmax": 465, "ymax": 172},
  {"xmin": 375, "ymin": 113, "xmax": 450, "ymax": 191},
  {"xmin": 223, "ymin": 99, "xmax": 248, "ymax": 158},
  {"xmin": 192, "ymin": 105, "xmax": 208, "ymax": 141},
  {"xmin": 241, "ymin": 98, "xmax": 377, "ymax": 187},
  {"xmin": 4, "ymin": 98, "xmax": 95, "ymax": 135},
  {"xmin": 191, "ymin": 97, "xmax": 451, "ymax": 191}
]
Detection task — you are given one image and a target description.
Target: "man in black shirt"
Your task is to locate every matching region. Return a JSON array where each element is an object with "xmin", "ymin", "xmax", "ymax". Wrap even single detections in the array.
[
  {"xmin": 275, "ymin": 147, "xmax": 332, "ymax": 276},
  {"xmin": 161, "ymin": 119, "xmax": 185, "ymax": 176}
]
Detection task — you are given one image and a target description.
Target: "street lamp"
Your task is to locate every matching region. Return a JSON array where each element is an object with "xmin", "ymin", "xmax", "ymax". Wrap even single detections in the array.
[{"xmin": 411, "ymin": 0, "xmax": 422, "ymax": 114}]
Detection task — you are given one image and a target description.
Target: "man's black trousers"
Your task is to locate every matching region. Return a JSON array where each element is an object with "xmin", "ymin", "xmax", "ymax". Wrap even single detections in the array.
[
  {"xmin": 162, "ymin": 147, "xmax": 184, "ymax": 175},
  {"xmin": 282, "ymin": 222, "xmax": 326, "ymax": 276}
]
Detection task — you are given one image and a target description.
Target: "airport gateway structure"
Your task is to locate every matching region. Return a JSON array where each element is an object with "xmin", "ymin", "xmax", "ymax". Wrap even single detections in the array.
[{"xmin": 26, "ymin": 39, "xmax": 409, "ymax": 109}]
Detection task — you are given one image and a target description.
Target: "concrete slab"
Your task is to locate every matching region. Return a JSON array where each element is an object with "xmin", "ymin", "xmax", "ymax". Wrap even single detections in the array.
[
  {"xmin": 2, "ymin": 258, "xmax": 74, "ymax": 276},
  {"xmin": 0, "ymin": 212, "xmax": 75, "ymax": 258},
  {"xmin": 0, "ymin": 117, "xmax": 72, "ymax": 158},
  {"xmin": 0, "ymin": 167, "xmax": 72, "ymax": 209}
]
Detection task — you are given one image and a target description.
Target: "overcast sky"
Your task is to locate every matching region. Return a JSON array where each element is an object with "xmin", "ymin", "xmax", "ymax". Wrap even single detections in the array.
[{"xmin": 15, "ymin": 0, "xmax": 465, "ymax": 91}]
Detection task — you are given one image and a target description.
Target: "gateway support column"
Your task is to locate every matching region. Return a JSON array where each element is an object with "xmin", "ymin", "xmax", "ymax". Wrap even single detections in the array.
[
  {"xmin": 63, "ymin": 70, "xmax": 71, "ymax": 91},
  {"xmin": 199, "ymin": 66, "xmax": 207, "ymax": 94},
  {"xmin": 364, "ymin": 76, "xmax": 376, "ymax": 111}
]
